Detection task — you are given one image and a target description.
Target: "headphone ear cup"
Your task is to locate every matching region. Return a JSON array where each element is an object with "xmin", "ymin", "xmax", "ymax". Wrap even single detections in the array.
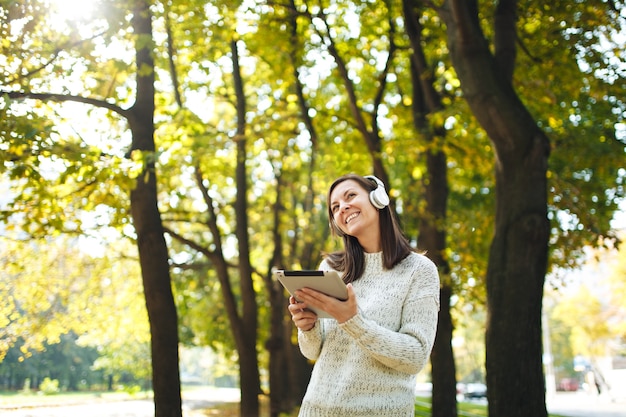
[
  {"xmin": 364, "ymin": 176, "xmax": 390, "ymax": 209},
  {"xmin": 369, "ymin": 191, "xmax": 383, "ymax": 209},
  {"xmin": 370, "ymin": 189, "xmax": 388, "ymax": 209}
]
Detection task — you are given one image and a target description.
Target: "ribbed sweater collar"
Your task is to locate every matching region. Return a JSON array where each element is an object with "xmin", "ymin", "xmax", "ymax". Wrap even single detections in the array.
[{"xmin": 364, "ymin": 251, "xmax": 383, "ymax": 272}]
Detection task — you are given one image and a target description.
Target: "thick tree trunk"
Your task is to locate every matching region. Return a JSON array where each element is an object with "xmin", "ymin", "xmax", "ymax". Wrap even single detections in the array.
[
  {"xmin": 129, "ymin": 1, "xmax": 181, "ymax": 416},
  {"xmin": 439, "ymin": 1, "xmax": 550, "ymax": 416}
]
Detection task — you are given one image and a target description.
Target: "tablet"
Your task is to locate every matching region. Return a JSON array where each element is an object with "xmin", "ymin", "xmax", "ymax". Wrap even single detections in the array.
[{"xmin": 274, "ymin": 269, "xmax": 348, "ymax": 318}]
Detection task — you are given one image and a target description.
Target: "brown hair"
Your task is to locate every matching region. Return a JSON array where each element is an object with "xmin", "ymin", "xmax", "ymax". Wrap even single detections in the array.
[{"xmin": 324, "ymin": 174, "xmax": 414, "ymax": 283}]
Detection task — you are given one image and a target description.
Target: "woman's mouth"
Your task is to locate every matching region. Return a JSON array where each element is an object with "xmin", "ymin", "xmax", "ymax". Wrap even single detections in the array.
[{"xmin": 346, "ymin": 212, "xmax": 359, "ymax": 224}]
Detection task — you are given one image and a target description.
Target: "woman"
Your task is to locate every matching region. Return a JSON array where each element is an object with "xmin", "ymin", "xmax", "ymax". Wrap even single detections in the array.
[{"xmin": 288, "ymin": 173, "xmax": 440, "ymax": 417}]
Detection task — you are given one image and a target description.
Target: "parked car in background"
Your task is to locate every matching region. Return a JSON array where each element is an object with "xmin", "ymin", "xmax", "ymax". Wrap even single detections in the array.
[
  {"xmin": 457, "ymin": 382, "xmax": 487, "ymax": 400},
  {"xmin": 557, "ymin": 378, "xmax": 580, "ymax": 392}
]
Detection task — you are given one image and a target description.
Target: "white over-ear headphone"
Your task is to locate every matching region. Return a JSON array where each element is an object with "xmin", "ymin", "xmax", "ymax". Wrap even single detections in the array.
[{"xmin": 364, "ymin": 175, "xmax": 390, "ymax": 209}]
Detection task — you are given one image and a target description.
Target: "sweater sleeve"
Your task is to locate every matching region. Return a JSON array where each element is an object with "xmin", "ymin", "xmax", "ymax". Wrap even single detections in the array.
[
  {"xmin": 298, "ymin": 320, "xmax": 324, "ymax": 360},
  {"xmin": 338, "ymin": 259, "xmax": 440, "ymax": 374}
]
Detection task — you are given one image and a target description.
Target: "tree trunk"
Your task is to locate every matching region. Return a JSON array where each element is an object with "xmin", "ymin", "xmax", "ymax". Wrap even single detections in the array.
[
  {"xmin": 265, "ymin": 172, "xmax": 316, "ymax": 416},
  {"xmin": 439, "ymin": 1, "xmax": 550, "ymax": 416},
  {"xmin": 417, "ymin": 146, "xmax": 456, "ymax": 417},
  {"xmin": 266, "ymin": 173, "xmax": 291, "ymax": 417},
  {"xmin": 417, "ymin": 124, "xmax": 457, "ymax": 417},
  {"xmin": 128, "ymin": 1, "xmax": 181, "ymax": 416},
  {"xmin": 430, "ymin": 286, "xmax": 456, "ymax": 417},
  {"xmin": 272, "ymin": 3, "xmax": 322, "ymax": 411},
  {"xmin": 267, "ymin": 282, "xmax": 287, "ymax": 417},
  {"xmin": 231, "ymin": 39, "xmax": 261, "ymax": 417},
  {"xmin": 192, "ymin": 167, "xmax": 260, "ymax": 417},
  {"xmin": 404, "ymin": 1, "xmax": 457, "ymax": 414}
]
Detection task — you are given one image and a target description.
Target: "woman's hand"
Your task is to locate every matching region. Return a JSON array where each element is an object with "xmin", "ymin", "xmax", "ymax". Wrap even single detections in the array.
[
  {"xmin": 288, "ymin": 296, "xmax": 318, "ymax": 331},
  {"xmin": 294, "ymin": 283, "xmax": 357, "ymax": 324}
]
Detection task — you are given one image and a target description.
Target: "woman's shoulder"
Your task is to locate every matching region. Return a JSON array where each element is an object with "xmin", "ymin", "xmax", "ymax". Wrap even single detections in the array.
[
  {"xmin": 402, "ymin": 252, "xmax": 440, "ymax": 301},
  {"xmin": 319, "ymin": 258, "xmax": 331, "ymax": 270},
  {"xmin": 319, "ymin": 250, "xmax": 344, "ymax": 270},
  {"xmin": 401, "ymin": 252, "xmax": 439, "ymax": 282},
  {"xmin": 319, "ymin": 257, "xmax": 338, "ymax": 271},
  {"xmin": 403, "ymin": 251, "xmax": 437, "ymax": 270}
]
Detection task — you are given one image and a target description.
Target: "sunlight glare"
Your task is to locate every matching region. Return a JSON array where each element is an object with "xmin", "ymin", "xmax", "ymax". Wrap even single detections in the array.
[{"xmin": 47, "ymin": 0, "xmax": 98, "ymax": 21}]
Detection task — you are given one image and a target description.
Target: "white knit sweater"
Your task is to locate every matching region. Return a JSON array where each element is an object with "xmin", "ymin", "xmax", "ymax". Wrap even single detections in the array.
[{"xmin": 297, "ymin": 251, "xmax": 440, "ymax": 417}]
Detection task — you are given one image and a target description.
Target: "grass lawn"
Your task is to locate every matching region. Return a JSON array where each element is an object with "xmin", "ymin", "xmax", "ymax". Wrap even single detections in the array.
[
  {"xmin": 0, "ymin": 390, "xmax": 151, "ymax": 407},
  {"xmin": 194, "ymin": 395, "xmax": 570, "ymax": 417},
  {"xmin": 1, "ymin": 390, "xmax": 569, "ymax": 417},
  {"xmin": 414, "ymin": 396, "xmax": 569, "ymax": 417}
]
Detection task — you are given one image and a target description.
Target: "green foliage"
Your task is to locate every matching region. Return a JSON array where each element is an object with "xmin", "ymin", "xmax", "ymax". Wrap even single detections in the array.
[
  {"xmin": 0, "ymin": 235, "xmax": 150, "ymax": 385},
  {"xmin": 547, "ymin": 239, "xmax": 626, "ymax": 364},
  {"xmin": 1, "ymin": 236, "xmax": 99, "ymax": 360},
  {"xmin": 513, "ymin": 1, "xmax": 626, "ymax": 269},
  {"xmin": 0, "ymin": 333, "xmax": 101, "ymax": 391},
  {"xmin": 39, "ymin": 377, "xmax": 60, "ymax": 395},
  {"xmin": 452, "ymin": 306, "xmax": 487, "ymax": 383}
]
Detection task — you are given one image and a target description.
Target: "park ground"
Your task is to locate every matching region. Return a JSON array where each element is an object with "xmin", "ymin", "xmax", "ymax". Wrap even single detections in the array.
[{"xmin": 0, "ymin": 385, "xmax": 625, "ymax": 417}]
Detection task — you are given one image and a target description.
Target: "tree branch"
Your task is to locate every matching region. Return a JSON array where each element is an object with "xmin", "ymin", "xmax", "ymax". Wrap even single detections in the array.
[
  {"xmin": 0, "ymin": 90, "xmax": 131, "ymax": 119},
  {"xmin": 304, "ymin": 7, "xmax": 370, "ymax": 139},
  {"xmin": 371, "ymin": 11, "xmax": 397, "ymax": 137},
  {"xmin": 9, "ymin": 28, "xmax": 109, "ymax": 84},
  {"xmin": 164, "ymin": 4, "xmax": 183, "ymax": 108}
]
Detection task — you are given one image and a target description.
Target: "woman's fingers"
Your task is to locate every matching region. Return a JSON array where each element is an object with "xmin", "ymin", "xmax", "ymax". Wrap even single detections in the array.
[
  {"xmin": 288, "ymin": 296, "xmax": 318, "ymax": 331},
  {"xmin": 295, "ymin": 284, "xmax": 357, "ymax": 323}
]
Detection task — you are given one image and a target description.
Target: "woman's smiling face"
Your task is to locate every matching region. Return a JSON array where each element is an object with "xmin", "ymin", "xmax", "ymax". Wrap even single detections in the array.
[{"xmin": 329, "ymin": 179, "xmax": 381, "ymax": 249}]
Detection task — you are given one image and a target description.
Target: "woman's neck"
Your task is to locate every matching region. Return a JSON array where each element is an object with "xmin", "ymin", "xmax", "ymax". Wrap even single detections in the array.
[{"xmin": 359, "ymin": 233, "xmax": 381, "ymax": 253}]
